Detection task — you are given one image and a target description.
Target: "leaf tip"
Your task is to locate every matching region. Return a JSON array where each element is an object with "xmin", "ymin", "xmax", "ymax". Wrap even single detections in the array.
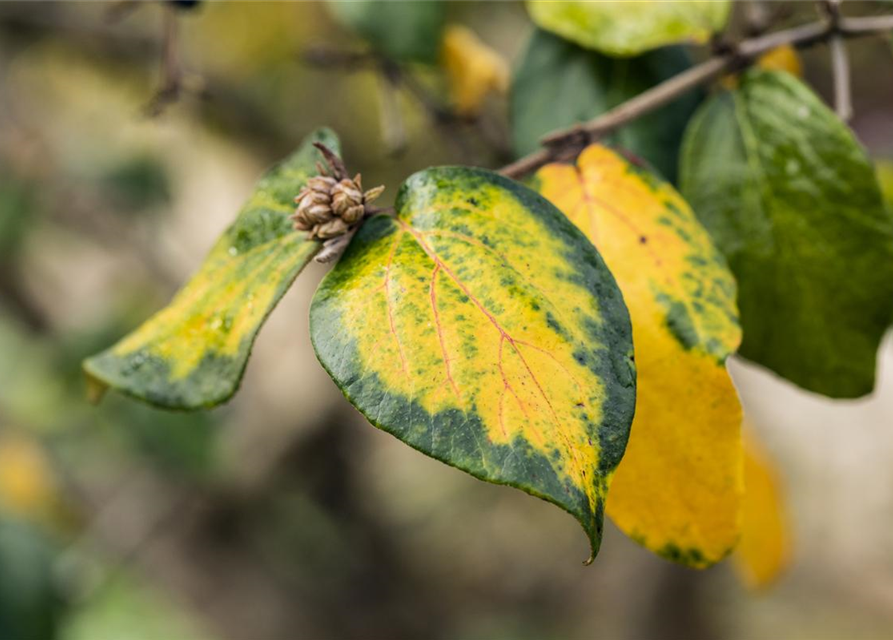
[{"xmin": 83, "ymin": 367, "xmax": 109, "ymax": 405}]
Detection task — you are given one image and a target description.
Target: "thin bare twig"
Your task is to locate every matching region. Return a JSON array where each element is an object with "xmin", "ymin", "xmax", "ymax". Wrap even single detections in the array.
[
  {"xmin": 829, "ymin": 35, "xmax": 853, "ymax": 121},
  {"xmin": 500, "ymin": 12, "xmax": 893, "ymax": 179},
  {"xmin": 823, "ymin": 0, "xmax": 853, "ymax": 121},
  {"xmin": 144, "ymin": 4, "xmax": 181, "ymax": 117}
]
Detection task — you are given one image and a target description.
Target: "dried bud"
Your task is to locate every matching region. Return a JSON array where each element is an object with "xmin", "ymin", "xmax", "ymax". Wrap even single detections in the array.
[
  {"xmin": 307, "ymin": 175, "xmax": 336, "ymax": 194},
  {"xmin": 341, "ymin": 204, "xmax": 365, "ymax": 224},
  {"xmin": 314, "ymin": 217, "xmax": 350, "ymax": 239},
  {"xmin": 291, "ymin": 151, "xmax": 385, "ymax": 241},
  {"xmin": 363, "ymin": 185, "xmax": 385, "ymax": 204}
]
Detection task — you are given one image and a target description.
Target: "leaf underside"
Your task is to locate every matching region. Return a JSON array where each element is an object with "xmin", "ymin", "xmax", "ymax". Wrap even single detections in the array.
[
  {"xmin": 311, "ymin": 166, "xmax": 636, "ymax": 561},
  {"xmin": 83, "ymin": 129, "xmax": 339, "ymax": 409},
  {"xmin": 536, "ymin": 145, "xmax": 743, "ymax": 568},
  {"xmin": 326, "ymin": 0, "xmax": 445, "ymax": 64},
  {"xmin": 526, "ymin": 0, "xmax": 731, "ymax": 57},
  {"xmin": 681, "ymin": 70, "xmax": 893, "ymax": 398},
  {"xmin": 733, "ymin": 428, "xmax": 791, "ymax": 589}
]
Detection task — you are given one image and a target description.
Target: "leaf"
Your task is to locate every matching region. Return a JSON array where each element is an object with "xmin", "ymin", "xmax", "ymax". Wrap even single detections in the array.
[
  {"xmin": 680, "ymin": 70, "xmax": 893, "ymax": 398},
  {"xmin": 878, "ymin": 160, "xmax": 893, "ymax": 209},
  {"xmin": 0, "ymin": 518, "xmax": 64, "ymax": 640},
  {"xmin": 511, "ymin": 29, "xmax": 701, "ymax": 182},
  {"xmin": 441, "ymin": 24, "xmax": 509, "ymax": 117},
  {"xmin": 0, "ymin": 432, "xmax": 59, "ymax": 526},
  {"xmin": 62, "ymin": 573, "xmax": 214, "ymax": 640},
  {"xmin": 733, "ymin": 428, "xmax": 791, "ymax": 589},
  {"xmin": 721, "ymin": 45, "xmax": 802, "ymax": 90},
  {"xmin": 311, "ymin": 167, "xmax": 636, "ymax": 561},
  {"xmin": 327, "ymin": 0, "xmax": 446, "ymax": 64},
  {"xmin": 526, "ymin": 0, "xmax": 731, "ymax": 57},
  {"xmin": 758, "ymin": 45, "xmax": 802, "ymax": 78},
  {"xmin": 535, "ymin": 144, "xmax": 742, "ymax": 567},
  {"xmin": 83, "ymin": 129, "xmax": 338, "ymax": 409}
]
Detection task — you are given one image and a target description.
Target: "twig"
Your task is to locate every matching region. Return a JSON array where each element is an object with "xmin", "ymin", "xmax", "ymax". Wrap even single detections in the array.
[
  {"xmin": 823, "ymin": 0, "xmax": 853, "ymax": 121},
  {"xmin": 312, "ymin": 142, "xmax": 349, "ymax": 180},
  {"xmin": 500, "ymin": 12, "xmax": 893, "ymax": 179},
  {"xmin": 144, "ymin": 4, "xmax": 181, "ymax": 117},
  {"xmin": 829, "ymin": 34, "xmax": 853, "ymax": 121},
  {"xmin": 300, "ymin": 45, "xmax": 377, "ymax": 70}
]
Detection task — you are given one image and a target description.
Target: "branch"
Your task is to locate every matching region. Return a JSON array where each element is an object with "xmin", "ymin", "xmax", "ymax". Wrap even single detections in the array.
[
  {"xmin": 823, "ymin": 0, "xmax": 853, "ymax": 122},
  {"xmin": 500, "ymin": 13, "xmax": 893, "ymax": 179}
]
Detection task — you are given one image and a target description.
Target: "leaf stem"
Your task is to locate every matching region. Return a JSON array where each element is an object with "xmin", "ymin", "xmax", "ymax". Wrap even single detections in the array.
[{"xmin": 500, "ymin": 12, "xmax": 893, "ymax": 179}]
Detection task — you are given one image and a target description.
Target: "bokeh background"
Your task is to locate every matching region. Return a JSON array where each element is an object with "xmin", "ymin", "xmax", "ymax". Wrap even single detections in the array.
[{"xmin": 1, "ymin": 2, "xmax": 892, "ymax": 639}]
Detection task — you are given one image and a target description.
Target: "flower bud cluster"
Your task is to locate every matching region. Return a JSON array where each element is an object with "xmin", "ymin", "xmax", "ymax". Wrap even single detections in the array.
[{"xmin": 292, "ymin": 173, "xmax": 384, "ymax": 239}]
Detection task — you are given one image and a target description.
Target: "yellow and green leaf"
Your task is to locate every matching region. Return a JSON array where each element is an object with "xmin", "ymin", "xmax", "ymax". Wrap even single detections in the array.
[
  {"xmin": 535, "ymin": 145, "xmax": 743, "ymax": 567},
  {"xmin": 311, "ymin": 167, "xmax": 636, "ymax": 561},
  {"xmin": 83, "ymin": 129, "xmax": 337, "ymax": 409},
  {"xmin": 527, "ymin": 0, "xmax": 731, "ymax": 57},
  {"xmin": 734, "ymin": 428, "xmax": 792, "ymax": 589}
]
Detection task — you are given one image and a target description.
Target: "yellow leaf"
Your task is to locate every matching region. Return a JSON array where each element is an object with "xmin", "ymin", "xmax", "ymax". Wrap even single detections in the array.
[
  {"xmin": 734, "ymin": 429, "xmax": 792, "ymax": 589},
  {"xmin": 441, "ymin": 24, "xmax": 509, "ymax": 117},
  {"xmin": 722, "ymin": 45, "xmax": 802, "ymax": 89},
  {"xmin": 0, "ymin": 433, "xmax": 57, "ymax": 523},
  {"xmin": 758, "ymin": 45, "xmax": 802, "ymax": 78},
  {"xmin": 536, "ymin": 145, "xmax": 743, "ymax": 567}
]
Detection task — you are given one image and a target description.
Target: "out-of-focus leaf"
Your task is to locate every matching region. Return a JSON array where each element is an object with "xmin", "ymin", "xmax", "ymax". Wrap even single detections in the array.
[
  {"xmin": 526, "ymin": 0, "xmax": 731, "ymax": 57},
  {"xmin": 536, "ymin": 144, "xmax": 742, "ymax": 568},
  {"xmin": 441, "ymin": 24, "xmax": 509, "ymax": 117},
  {"xmin": 0, "ymin": 175, "xmax": 37, "ymax": 258},
  {"xmin": 327, "ymin": 0, "xmax": 446, "ymax": 64},
  {"xmin": 0, "ymin": 433, "xmax": 59, "ymax": 526},
  {"xmin": 878, "ymin": 160, "xmax": 893, "ymax": 209},
  {"xmin": 60, "ymin": 573, "xmax": 213, "ymax": 640},
  {"xmin": 758, "ymin": 45, "xmax": 802, "ymax": 77},
  {"xmin": 311, "ymin": 167, "xmax": 636, "ymax": 561},
  {"xmin": 512, "ymin": 29, "xmax": 700, "ymax": 181},
  {"xmin": 721, "ymin": 45, "xmax": 803, "ymax": 90},
  {"xmin": 0, "ymin": 517, "xmax": 64, "ymax": 640},
  {"xmin": 83, "ymin": 129, "xmax": 338, "ymax": 410},
  {"xmin": 99, "ymin": 155, "xmax": 172, "ymax": 213},
  {"xmin": 733, "ymin": 428, "xmax": 791, "ymax": 589},
  {"xmin": 680, "ymin": 70, "xmax": 893, "ymax": 398}
]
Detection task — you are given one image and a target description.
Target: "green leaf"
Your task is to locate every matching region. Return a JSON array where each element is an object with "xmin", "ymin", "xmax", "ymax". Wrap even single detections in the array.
[
  {"xmin": 878, "ymin": 160, "xmax": 893, "ymax": 210},
  {"xmin": 527, "ymin": 0, "xmax": 731, "ymax": 57},
  {"xmin": 326, "ymin": 0, "xmax": 446, "ymax": 64},
  {"xmin": 310, "ymin": 167, "xmax": 636, "ymax": 560},
  {"xmin": 83, "ymin": 129, "xmax": 338, "ymax": 410},
  {"xmin": 61, "ymin": 573, "xmax": 213, "ymax": 640},
  {"xmin": 0, "ymin": 174, "xmax": 37, "ymax": 259},
  {"xmin": 680, "ymin": 70, "xmax": 893, "ymax": 398},
  {"xmin": 0, "ymin": 517, "xmax": 64, "ymax": 640},
  {"xmin": 511, "ymin": 29, "xmax": 701, "ymax": 182}
]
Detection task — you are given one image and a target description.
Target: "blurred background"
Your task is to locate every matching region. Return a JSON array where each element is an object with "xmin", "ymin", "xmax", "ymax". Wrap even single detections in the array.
[{"xmin": 0, "ymin": 2, "xmax": 892, "ymax": 639}]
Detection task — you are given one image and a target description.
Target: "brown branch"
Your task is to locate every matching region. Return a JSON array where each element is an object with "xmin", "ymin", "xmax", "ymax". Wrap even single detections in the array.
[
  {"xmin": 144, "ymin": 4, "xmax": 182, "ymax": 117},
  {"xmin": 500, "ymin": 13, "xmax": 893, "ymax": 179}
]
